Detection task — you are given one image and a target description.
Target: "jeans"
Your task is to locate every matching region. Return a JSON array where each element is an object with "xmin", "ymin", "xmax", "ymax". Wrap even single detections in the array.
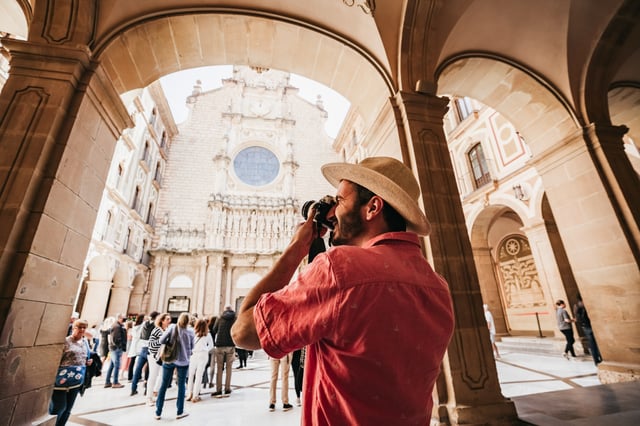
[
  {"xmin": 560, "ymin": 328, "xmax": 576, "ymax": 357},
  {"xmin": 155, "ymin": 363, "xmax": 188, "ymax": 416},
  {"xmin": 105, "ymin": 348, "xmax": 123, "ymax": 384},
  {"xmin": 131, "ymin": 347, "xmax": 149, "ymax": 393},
  {"xmin": 582, "ymin": 326, "xmax": 602, "ymax": 365},
  {"xmin": 49, "ymin": 387, "xmax": 81, "ymax": 426}
]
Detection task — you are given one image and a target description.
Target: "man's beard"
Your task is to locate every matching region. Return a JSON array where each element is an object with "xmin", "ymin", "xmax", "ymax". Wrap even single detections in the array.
[{"xmin": 330, "ymin": 206, "xmax": 365, "ymax": 246}]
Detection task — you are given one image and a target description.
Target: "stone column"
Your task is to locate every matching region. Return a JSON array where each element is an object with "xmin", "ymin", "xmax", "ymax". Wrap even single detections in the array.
[
  {"xmin": 393, "ymin": 91, "xmax": 519, "ymax": 424},
  {"xmin": 211, "ymin": 255, "xmax": 225, "ymax": 316},
  {"xmin": 80, "ymin": 280, "xmax": 113, "ymax": 329},
  {"xmin": 195, "ymin": 255, "xmax": 208, "ymax": 315},
  {"xmin": 0, "ymin": 2, "xmax": 131, "ymax": 423},
  {"xmin": 150, "ymin": 254, "xmax": 170, "ymax": 312},
  {"xmin": 520, "ymin": 221, "xmax": 572, "ymax": 335},
  {"xmin": 530, "ymin": 125, "xmax": 640, "ymax": 382},
  {"xmin": 472, "ymin": 246, "xmax": 507, "ymax": 334},
  {"xmin": 107, "ymin": 283, "xmax": 133, "ymax": 318}
]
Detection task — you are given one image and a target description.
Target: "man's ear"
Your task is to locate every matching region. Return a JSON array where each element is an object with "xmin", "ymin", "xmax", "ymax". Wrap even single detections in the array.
[{"xmin": 365, "ymin": 196, "xmax": 384, "ymax": 219}]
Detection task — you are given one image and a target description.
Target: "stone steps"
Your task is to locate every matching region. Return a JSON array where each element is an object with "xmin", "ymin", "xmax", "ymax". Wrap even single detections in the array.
[{"xmin": 497, "ymin": 335, "xmax": 586, "ymax": 357}]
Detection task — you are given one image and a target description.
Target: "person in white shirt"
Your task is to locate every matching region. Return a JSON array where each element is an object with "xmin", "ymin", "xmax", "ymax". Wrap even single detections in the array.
[
  {"xmin": 186, "ymin": 318, "xmax": 214, "ymax": 402},
  {"xmin": 484, "ymin": 304, "xmax": 500, "ymax": 359}
]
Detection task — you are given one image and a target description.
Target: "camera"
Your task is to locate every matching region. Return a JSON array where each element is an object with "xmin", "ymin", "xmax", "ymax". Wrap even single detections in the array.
[{"xmin": 301, "ymin": 195, "xmax": 336, "ymax": 230}]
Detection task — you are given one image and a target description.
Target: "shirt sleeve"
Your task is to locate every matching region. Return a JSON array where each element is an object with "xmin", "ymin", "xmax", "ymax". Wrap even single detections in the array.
[{"xmin": 254, "ymin": 252, "xmax": 339, "ymax": 358}]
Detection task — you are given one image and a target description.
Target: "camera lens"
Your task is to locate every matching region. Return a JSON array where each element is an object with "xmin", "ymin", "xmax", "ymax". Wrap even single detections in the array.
[{"xmin": 301, "ymin": 200, "xmax": 316, "ymax": 220}]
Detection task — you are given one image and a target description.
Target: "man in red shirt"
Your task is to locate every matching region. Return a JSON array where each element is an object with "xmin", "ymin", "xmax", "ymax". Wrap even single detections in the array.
[{"xmin": 232, "ymin": 157, "xmax": 454, "ymax": 425}]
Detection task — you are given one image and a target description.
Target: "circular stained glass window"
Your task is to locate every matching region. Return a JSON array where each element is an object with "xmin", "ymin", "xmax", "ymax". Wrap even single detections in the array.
[{"xmin": 233, "ymin": 146, "xmax": 280, "ymax": 186}]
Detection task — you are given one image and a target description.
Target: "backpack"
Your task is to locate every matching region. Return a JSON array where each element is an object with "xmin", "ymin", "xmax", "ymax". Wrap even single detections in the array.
[{"xmin": 140, "ymin": 320, "xmax": 154, "ymax": 340}]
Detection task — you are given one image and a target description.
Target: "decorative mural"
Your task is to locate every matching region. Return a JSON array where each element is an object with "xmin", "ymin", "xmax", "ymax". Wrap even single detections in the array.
[{"xmin": 497, "ymin": 235, "xmax": 545, "ymax": 309}]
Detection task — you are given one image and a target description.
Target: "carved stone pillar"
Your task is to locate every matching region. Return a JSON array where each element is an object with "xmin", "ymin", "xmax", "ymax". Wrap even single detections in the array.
[
  {"xmin": 0, "ymin": 1, "xmax": 133, "ymax": 424},
  {"xmin": 80, "ymin": 280, "xmax": 113, "ymax": 330},
  {"xmin": 530, "ymin": 125, "xmax": 640, "ymax": 382},
  {"xmin": 393, "ymin": 91, "xmax": 518, "ymax": 424}
]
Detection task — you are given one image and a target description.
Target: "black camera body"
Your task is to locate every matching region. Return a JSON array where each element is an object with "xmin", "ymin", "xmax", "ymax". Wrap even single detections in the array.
[{"xmin": 301, "ymin": 195, "xmax": 336, "ymax": 230}]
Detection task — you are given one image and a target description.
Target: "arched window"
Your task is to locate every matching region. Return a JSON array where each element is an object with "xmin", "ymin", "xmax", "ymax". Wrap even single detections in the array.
[{"xmin": 468, "ymin": 143, "xmax": 492, "ymax": 188}]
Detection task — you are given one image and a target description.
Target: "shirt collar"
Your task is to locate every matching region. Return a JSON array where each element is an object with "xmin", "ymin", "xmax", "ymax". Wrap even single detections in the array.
[{"xmin": 362, "ymin": 232, "xmax": 421, "ymax": 248}]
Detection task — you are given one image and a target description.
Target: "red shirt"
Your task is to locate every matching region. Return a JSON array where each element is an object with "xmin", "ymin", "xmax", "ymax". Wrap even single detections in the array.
[{"xmin": 255, "ymin": 232, "xmax": 454, "ymax": 425}]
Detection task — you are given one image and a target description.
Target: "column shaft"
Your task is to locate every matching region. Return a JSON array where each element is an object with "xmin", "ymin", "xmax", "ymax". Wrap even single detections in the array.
[{"xmin": 393, "ymin": 91, "xmax": 518, "ymax": 424}]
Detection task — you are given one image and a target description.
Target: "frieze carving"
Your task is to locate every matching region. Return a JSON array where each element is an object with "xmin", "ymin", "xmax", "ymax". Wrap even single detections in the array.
[{"xmin": 156, "ymin": 195, "xmax": 299, "ymax": 255}]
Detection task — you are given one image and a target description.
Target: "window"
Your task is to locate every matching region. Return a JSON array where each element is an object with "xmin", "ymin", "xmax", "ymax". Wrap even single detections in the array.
[
  {"xmin": 116, "ymin": 163, "xmax": 124, "ymax": 188},
  {"xmin": 132, "ymin": 186, "xmax": 142, "ymax": 213},
  {"xmin": 101, "ymin": 211, "xmax": 112, "ymax": 241},
  {"xmin": 142, "ymin": 141, "xmax": 150, "ymax": 165},
  {"xmin": 154, "ymin": 161, "xmax": 162, "ymax": 184},
  {"xmin": 146, "ymin": 202, "xmax": 155, "ymax": 226},
  {"xmin": 233, "ymin": 146, "xmax": 280, "ymax": 186},
  {"xmin": 150, "ymin": 108, "xmax": 157, "ymax": 126},
  {"xmin": 160, "ymin": 131, "xmax": 167, "ymax": 148},
  {"xmin": 468, "ymin": 143, "xmax": 492, "ymax": 188},
  {"xmin": 455, "ymin": 97, "xmax": 473, "ymax": 121},
  {"xmin": 123, "ymin": 226, "xmax": 132, "ymax": 253}
]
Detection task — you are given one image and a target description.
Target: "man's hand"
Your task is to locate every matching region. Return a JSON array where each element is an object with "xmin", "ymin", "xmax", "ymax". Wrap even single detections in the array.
[{"xmin": 232, "ymin": 206, "xmax": 322, "ymax": 350}]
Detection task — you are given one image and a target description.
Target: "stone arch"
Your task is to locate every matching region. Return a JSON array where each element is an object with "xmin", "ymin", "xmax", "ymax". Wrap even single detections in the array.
[
  {"xmin": 86, "ymin": 254, "xmax": 116, "ymax": 282},
  {"xmin": 93, "ymin": 12, "xmax": 392, "ymax": 130},
  {"xmin": 469, "ymin": 204, "xmax": 555, "ymax": 336},
  {"xmin": 582, "ymin": 1, "xmax": 640, "ymax": 125},
  {"xmin": 0, "ymin": 0, "xmax": 29, "ymax": 38},
  {"xmin": 437, "ymin": 56, "xmax": 579, "ymax": 158}
]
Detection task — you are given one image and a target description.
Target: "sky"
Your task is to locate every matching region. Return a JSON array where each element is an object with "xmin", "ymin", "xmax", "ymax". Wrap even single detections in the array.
[{"xmin": 159, "ymin": 65, "xmax": 350, "ymax": 138}]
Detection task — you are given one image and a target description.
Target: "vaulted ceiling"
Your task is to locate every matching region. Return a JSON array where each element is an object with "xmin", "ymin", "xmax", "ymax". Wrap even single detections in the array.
[{"xmin": 1, "ymin": 0, "xmax": 638, "ymax": 143}]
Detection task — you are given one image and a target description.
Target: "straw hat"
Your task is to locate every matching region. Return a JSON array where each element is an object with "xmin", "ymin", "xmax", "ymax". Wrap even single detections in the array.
[{"xmin": 321, "ymin": 157, "xmax": 431, "ymax": 235}]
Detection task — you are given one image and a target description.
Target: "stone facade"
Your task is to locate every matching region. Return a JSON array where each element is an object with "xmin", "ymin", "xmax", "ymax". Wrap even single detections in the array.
[
  {"xmin": 149, "ymin": 66, "xmax": 339, "ymax": 317},
  {"xmin": 0, "ymin": 3, "xmax": 637, "ymax": 425},
  {"xmin": 76, "ymin": 83, "xmax": 176, "ymax": 328}
]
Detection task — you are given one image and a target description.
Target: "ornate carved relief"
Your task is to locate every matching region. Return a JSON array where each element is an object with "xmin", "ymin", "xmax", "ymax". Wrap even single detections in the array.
[{"xmin": 498, "ymin": 235, "xmax": 545, "ymax": 309}]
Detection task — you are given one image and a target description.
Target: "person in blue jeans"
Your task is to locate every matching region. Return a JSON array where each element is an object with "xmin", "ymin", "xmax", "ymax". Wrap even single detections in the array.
[
  {"xmin": 131, "ymin": 311, "xmax": 159, "ymax": 396},
  {"xmin": 104, "ymin": 314, "xmax": 127, "ymax": 388},
  {"xmin": 155, "ymin": 312, "xmax": 195, "ymax": 420}
]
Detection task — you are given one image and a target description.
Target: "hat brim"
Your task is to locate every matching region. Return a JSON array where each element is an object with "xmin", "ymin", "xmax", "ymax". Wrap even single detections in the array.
[{"xmin": 321, "ymin": 163, "xmax": 431, "ymax": 236}]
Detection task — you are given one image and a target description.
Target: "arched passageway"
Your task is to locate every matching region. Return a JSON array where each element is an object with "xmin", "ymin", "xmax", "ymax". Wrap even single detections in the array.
[{"xmin": 0, "ymin": 2, "xmax": 638, "ymax": 425}]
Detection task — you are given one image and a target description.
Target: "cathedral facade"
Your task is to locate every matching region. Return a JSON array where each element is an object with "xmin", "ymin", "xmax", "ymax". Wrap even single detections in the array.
[{"xmin": 148, "ymin": 66, "xmax": 339, "ymax": 317}]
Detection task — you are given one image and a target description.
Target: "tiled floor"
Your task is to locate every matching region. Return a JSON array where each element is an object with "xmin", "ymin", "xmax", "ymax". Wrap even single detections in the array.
[{"xmin": 67, "ymin": 346, "xmax": 639, "ymax": 425}]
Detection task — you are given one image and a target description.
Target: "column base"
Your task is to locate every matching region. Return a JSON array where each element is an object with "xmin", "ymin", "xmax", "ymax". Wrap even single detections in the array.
[
  {"xmin": 597, "ymin": 361, "xmax": 640, "ymax": 383},
  {"xmin": 446, "ymin": 399, "xmax": 520, "ymax": 425}
]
